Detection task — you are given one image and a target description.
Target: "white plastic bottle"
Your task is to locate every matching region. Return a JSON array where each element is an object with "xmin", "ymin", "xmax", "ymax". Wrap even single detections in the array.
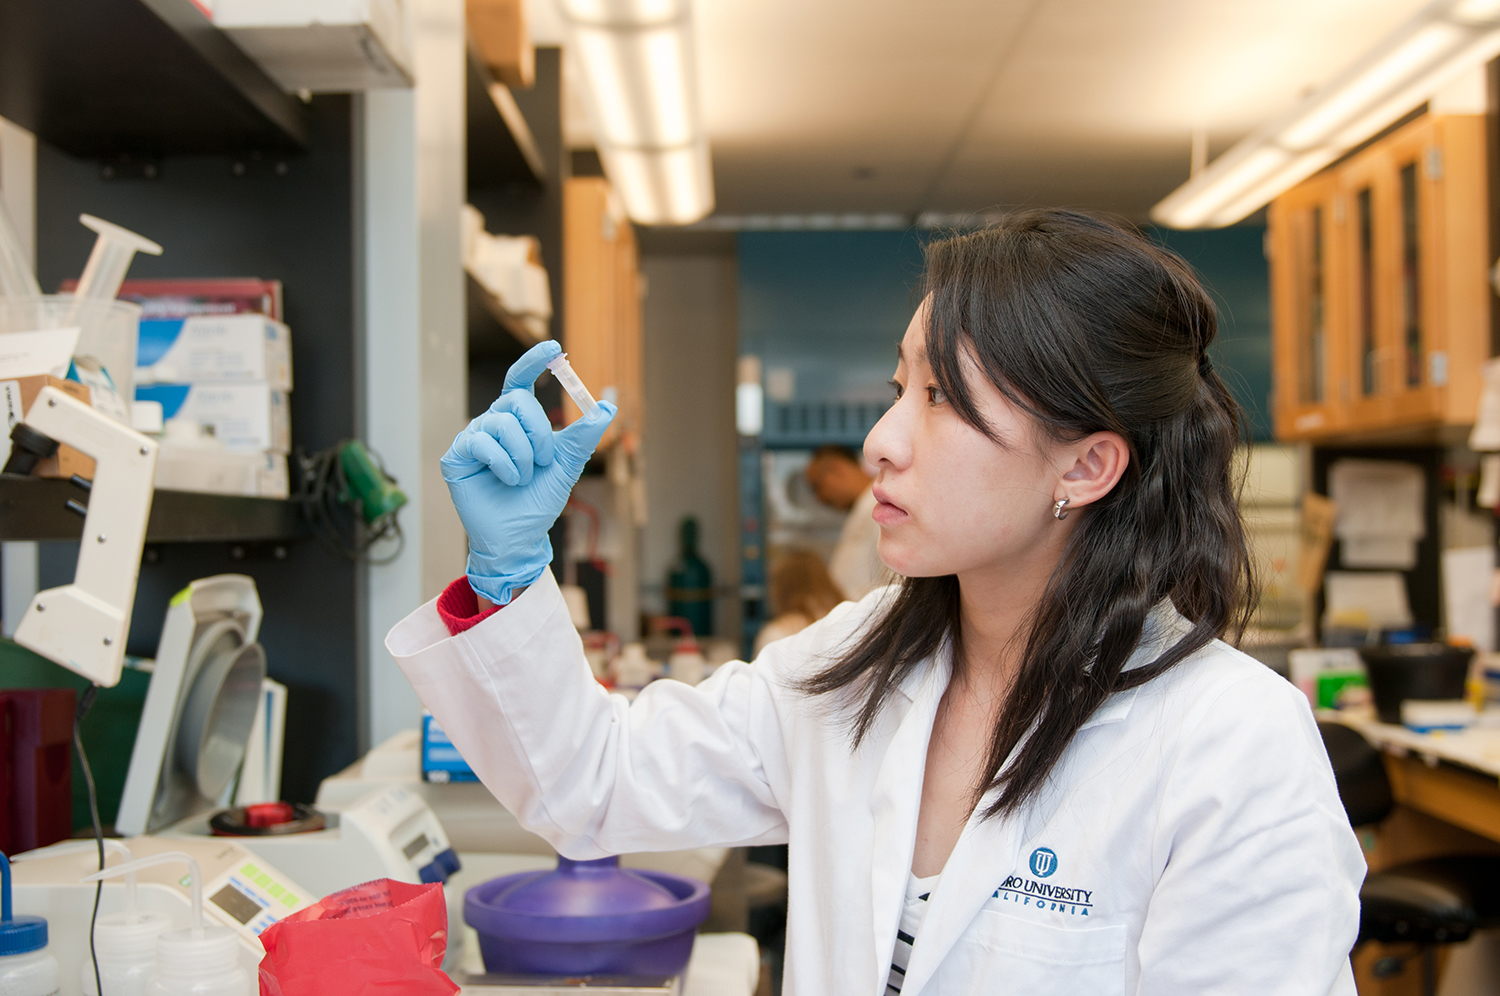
[
  {"xmin": 81, "ymin": 851, "xmax": 249, "ymax": 996},
  {"xmin": 147, "ymin": 927, "xmax": 249, "ymax": 996},
  {"xmin": 81, "ymin": 841, "xmax": 171, "ymax": 996},
  {"xmin": 0, "ymin": 850, "xmax": 59, "ymax": 996},
  {"xmin": 81, "ymin": 911, "xmax": 172, "ymax": 996}
]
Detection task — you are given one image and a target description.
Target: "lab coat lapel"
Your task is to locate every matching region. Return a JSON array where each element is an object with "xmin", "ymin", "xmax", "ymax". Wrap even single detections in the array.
[
  {"xmin": 900, "ymin": 685, "xmax": 1141, "ymax": 995},
  {"xmin": 899, "ymin": 790, "xmax": 1022, "ymax": 996},
  {"xmin": 868, "ymin": 658, "xmax": 949, "ymax": 994}
]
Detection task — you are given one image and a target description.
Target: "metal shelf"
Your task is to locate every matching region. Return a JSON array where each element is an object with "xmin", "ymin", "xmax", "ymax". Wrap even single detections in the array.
[
  {"xmin": 0, "ymin": 0, "xmax": 308, "ymax": 159},
  {"xmin": 0, "ymin": 476, "xmax": 305, "ymax": 543},
  {"xmin": 467, "ymin": 272, "xmax": 548, "ymax": 360},
  {"xmin": 467, "ymin": 41, "xmax": 545, "ymax": 189}
]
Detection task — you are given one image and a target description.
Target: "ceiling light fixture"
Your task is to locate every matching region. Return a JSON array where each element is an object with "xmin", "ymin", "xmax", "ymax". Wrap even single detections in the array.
[
  {"xmin": 558, "ymin": 0, "xmax": 714, "ymax": 225},
  {"xmin": 1152, "ymin": 0, "xmax": 1500, "ymax": 229}
]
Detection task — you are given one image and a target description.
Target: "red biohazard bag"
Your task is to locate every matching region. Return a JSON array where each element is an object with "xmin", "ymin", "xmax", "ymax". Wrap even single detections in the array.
[{"xmin": 257, "ymin": 879, "xmax": 460, "ymax": 996}]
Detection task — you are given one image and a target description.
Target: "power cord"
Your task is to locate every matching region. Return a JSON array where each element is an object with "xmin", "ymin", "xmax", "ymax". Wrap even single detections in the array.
[
  {"xmin": 73, "ymin": 683, "xmax": 104, "ymax": 996},
  {"xmin": 295, "ymin": 443, "xmax": 404, "ymax": 564}
]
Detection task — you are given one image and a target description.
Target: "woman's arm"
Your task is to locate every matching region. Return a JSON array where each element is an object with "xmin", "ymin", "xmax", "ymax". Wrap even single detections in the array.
[
  {"xmin": 387, "ymin": 568, "xmax": 792, "ymax": 858},
  {"xmin": 1133, "ymin": 672, "xmax": 1365, "ymax": 995}
]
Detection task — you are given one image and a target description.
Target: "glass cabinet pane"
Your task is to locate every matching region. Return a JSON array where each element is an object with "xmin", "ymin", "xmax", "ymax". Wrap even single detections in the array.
[
  {"xmin": 1399, "ymin": 162, "xmax": 1422, "ymax": 388},
  {"xmin": 1357, "ymin": 187, "xmax": 1376, "ymax": 396},
  {"xmin": 1298, "ymin": 206, "xmax": 1326, "ymax": 403}
]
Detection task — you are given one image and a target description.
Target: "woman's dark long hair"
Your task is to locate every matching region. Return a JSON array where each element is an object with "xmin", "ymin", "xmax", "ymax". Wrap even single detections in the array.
[{"xmin": 799, "ymin": 208, "xmax": 1255, "ymax": 820}]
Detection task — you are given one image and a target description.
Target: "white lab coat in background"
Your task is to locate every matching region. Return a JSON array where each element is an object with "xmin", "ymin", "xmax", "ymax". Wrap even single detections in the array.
[
  {"xmin": 829, "ymin": 485, "xmax": 887, "ymax": 599},
  {"xmin": 387, "ymin": 571, "xmax": 1364, "ymax": 996}
]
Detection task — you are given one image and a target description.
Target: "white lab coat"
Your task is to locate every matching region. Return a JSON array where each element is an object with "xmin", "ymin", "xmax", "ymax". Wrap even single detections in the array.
[{"xmin": 387, "ymin": 571, "xmax": 1365, "ymax": 996}]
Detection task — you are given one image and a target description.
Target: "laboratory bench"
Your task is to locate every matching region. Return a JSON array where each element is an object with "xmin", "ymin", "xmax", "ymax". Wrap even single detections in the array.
[{"xmin": 1322, "ymin": 708, "xmax": 1500, "ymax": 995}]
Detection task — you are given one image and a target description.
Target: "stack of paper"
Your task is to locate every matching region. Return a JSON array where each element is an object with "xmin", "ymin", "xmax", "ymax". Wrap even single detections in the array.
[{"xmin": 1328, "ymin": 459, "xmax": 1425, "ymax": 569}]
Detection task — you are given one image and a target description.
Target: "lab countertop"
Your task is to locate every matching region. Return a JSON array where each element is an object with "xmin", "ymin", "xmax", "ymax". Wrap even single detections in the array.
[{"xmin": 1321, "ymin": 706, "xmax": 1500, "ymax": 780}]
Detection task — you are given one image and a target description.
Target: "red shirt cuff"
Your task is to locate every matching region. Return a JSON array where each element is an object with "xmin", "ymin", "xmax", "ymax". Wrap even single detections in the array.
[{"xmin": 437, "ymin": 577, "xmax": 502, "ymax": 636}]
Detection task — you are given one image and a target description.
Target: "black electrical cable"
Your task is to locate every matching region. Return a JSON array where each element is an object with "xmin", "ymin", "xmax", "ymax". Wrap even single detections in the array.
[
  {"xmin": 296, "ymin": 443, "xmax": 405, "ymax": 564},
  {"xmin": 73, "ymin": 683, "xmax": 104, "ymax": 996}
]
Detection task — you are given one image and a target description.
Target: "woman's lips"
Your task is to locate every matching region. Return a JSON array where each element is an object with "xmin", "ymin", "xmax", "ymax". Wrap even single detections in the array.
[{"xmin": 871, "ymin": 487, "xmax": 908, "ymax": 526}]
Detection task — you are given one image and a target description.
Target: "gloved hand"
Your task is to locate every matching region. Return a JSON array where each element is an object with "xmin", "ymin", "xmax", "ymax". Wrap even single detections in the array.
[{"xmin": 441, "ymin": 340, "xmax": 616, "ymax": 605}]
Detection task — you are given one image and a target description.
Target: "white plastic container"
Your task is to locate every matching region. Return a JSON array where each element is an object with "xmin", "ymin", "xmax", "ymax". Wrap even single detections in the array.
[
  {"xmin": 0, "ymin": 850, "xmax": 58, "ymax": 996},
  {"xmin": 0, "ymin": 947, "xmax": 59, "ymax": 995},
  {"xmin": 147, "ymin": 928, "xmax": 249, "ymax": 996},
  {"xmin": 81, "ymin": 911, "xmax": 173, "ymax": 996}
]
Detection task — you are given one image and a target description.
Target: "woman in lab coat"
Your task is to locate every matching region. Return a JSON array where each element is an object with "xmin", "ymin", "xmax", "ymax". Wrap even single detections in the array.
[{"xmin": 389, "ymin": 209, "xmax": 1364, "ymax": 995}]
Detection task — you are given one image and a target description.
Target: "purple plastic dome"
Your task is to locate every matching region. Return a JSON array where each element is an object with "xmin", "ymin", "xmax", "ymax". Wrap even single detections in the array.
[{"xmin": 464, "ymin": 856, "xmax": 711, "ymax": 976}]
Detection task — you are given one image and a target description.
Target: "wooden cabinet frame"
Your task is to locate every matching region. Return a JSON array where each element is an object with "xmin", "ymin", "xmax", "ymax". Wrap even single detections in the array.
[{"xmin": 1269, "ymin": 114, "xmax": 1489, "ymax": 443}]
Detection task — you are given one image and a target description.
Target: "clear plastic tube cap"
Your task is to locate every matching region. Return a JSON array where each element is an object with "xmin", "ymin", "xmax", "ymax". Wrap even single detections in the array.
[{"xmin": 547, "ymin": 353, "xmax": 600, "ymax": 419}]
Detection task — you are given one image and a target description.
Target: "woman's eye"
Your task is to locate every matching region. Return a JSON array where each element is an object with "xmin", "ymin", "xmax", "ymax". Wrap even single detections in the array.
[
  {"xmin": 888, "ymin": 379, "xmax": 904, "ymax": 400},
  {"xmin": 927, "ymin": 385, "xmax": 947, "ymax": 405}
]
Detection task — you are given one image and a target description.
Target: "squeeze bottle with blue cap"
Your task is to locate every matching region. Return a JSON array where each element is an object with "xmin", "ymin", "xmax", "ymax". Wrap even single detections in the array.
[
  {"xmin": 0, "ymin": 849, "xmax": 59, "ymax": 996},
  {"xmin": 82, "ymin": 853, "xmax": 249, "ymax": 996},
  {"xmin": 80, "ymin": 841, "xmax": 172, "ymax": 996}
]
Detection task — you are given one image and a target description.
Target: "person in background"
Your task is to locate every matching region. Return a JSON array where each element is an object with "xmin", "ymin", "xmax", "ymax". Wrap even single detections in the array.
[
  {"xmin": 805, "ymin": 444, "xmax": 887, "ymax": 598},
  {"xmin": 753, "ymin": 550, "xmax": 847, "ymax": 655}
]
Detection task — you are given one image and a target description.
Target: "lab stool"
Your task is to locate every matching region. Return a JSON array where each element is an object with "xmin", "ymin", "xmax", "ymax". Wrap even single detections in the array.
[{"xmin": 1319, "ymin": 722, "xmax": 1500, "ymax": 995}]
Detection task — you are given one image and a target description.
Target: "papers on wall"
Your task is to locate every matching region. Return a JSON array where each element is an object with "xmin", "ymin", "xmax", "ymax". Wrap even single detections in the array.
[
  {"xmin": 1324, "ymin": 570, "xmax": 1412, "ymax": 631},
  {"xmin": 1469, "ymin": 357, "xmax": 1500, "ymax": 450},
  {"xmin": 1328, "ymin": 459, "xmax": 1425, "ymax": 569},
  {"xmin": 0, "ymin": 327, "xmax": 80, "ymax": 380},
  {"xmin": 1443, "ymin": 546, "xmax": 1496, "ymax": 652},
  {"xmin": 1479, "ymin": 454, "xmax": 1500, "ymax": 508}
]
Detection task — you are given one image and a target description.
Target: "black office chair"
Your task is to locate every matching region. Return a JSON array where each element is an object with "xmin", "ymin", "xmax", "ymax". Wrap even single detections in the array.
[{"xmin": 1319, "ymin": 721, "xmax": 1500, "ymax": 994}]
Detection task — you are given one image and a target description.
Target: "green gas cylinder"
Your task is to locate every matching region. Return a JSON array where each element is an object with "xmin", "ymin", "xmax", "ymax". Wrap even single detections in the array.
[{"xmin": 667, "ymin": 517, "xmax": 713, "ymax": 636}]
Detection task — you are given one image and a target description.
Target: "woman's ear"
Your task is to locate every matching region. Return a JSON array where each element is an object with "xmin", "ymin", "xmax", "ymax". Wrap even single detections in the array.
[{"xmin": 1056, "ymin": 432, "xmax": 1129, "ymax": 510}]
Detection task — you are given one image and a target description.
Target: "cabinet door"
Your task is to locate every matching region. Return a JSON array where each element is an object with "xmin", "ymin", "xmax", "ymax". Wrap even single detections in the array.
[
  {"xmin": 1270, "ymin": 172, "xmax": 1347, "ymax": 439},
  {"xmin": 1337, "ymin": 137, "xmax": 1401, "ymax": 433}
]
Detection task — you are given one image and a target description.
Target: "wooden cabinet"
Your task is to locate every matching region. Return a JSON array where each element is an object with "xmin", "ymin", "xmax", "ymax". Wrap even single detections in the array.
[
  {"xmin": 1269, "ymin": 114, "xmax": 1490, "ymax": 442},
  {"xmin": 563, "ymin": 176, "xmax": 643, "ymax": 449}
]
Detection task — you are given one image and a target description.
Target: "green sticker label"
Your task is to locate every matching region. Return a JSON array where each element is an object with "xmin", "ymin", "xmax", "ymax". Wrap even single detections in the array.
[{"xmin": 170, "ymin": 586, "xmax": 193, "ymax": 607}]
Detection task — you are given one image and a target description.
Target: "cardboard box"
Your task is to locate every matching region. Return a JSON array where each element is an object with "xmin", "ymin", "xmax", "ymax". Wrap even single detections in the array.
[
  {"xmin": 154, "ymin": 448, "xmax": 289, "ymax": 499},
  {"xmin": 136, "ymin": 314, "xmax": 292, "ymax": 390},
  {"xmin": 0, "ymin": 376, "xmax": 96, "ymax": 479},
  {"xmin": 135, "ymin": 382, "xmax": 290, "ymax": 453}
]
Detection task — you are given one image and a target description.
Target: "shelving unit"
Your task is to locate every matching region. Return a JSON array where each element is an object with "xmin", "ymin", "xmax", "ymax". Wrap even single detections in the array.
[
  {"xmin": 0, "ymin": 476, "xmax": 304, "ymax": 543},
  {"xmin": 466, "ymin": 272, "xmax": 547, "ymax": 357},
  {"xmin": 0, "ymin": 0, "xmax": 308, "ymax": 158},
  {"xmin": 466, "ymin": 43, "xmax": 545, "ymax": 189}
]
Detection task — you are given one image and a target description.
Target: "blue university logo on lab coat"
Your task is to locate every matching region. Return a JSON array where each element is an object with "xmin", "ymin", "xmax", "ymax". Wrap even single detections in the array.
[{"xmin": 1029, "ymin": 847, "xmax": 1058, "ymax": 878}]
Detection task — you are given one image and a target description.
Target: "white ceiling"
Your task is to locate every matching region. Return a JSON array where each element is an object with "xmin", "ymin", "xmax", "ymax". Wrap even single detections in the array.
[{"xmin": 528, "ymin": 0, "xmax": 1439, "ymax": 221}]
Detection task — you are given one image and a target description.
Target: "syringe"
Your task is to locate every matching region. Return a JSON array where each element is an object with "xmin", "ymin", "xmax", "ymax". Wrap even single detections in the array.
[{"xmin": 546, "ymin": 353, "xmax": 600, "ymax": 419}]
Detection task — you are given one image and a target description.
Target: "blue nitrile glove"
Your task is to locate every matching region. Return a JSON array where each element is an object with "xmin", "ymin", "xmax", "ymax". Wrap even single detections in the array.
[{"xmin": 441, "ymin": 340, "xmax": 616, "ymax": 605}]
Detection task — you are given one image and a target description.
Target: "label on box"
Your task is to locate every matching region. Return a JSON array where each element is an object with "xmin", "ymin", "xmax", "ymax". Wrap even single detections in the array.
[
  {"xmin": 421, "ymin": 712, "xmax": 477, "ymax": 783},
  {"xmin": 136, "ymin": 382, "xmax": 290, "ymax": 453},
  {"xmin": 137, "ymin": 314, "xmax": 292, "ymax": 389}
]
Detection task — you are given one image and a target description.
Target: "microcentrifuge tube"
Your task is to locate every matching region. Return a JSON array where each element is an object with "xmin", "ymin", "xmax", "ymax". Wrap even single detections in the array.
[{"xmin": 547, "ymin": 353, "xmax": 600, "ymax": 419}]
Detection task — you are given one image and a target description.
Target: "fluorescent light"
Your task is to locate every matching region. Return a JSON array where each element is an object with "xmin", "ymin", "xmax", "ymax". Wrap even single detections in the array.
[
  {"xmin": 1206, "ymin": 149, "xmax": 1339, "ymax": 227},
  {"xmin": 559, "ymin": 0, "xmax": 713, "ymax": 225},
  {"xmin": 1452, "ymin": 0, "xmax": 1500, "ymax": 24},
  {"xmin": 600, "ymin": 142, "xmax": 713, "ymax": 224},
  {"xmin": 560, "ymin": 0, "xmax": 687, "ymax": 27},
  {"xmin": 1279, "ymin": 23, "xmax": 1464, "ymax": 150},
  {"xmin": 1152, "ymin": 0, "xmax": 1500, "ymax": 229},
  {"xmin": 1153, "ymin": 147, "xmax": 1290, "ymax": 229}
]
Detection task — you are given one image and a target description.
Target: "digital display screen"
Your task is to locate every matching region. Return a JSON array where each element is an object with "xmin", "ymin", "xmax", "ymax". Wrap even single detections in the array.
[
  {"xmin": 402, "ymin": 833, "xmax": 430, "ymax": 860},
  {"xmin": 212, "ymin": 883, "xmax": 265, "ymax": 926}
]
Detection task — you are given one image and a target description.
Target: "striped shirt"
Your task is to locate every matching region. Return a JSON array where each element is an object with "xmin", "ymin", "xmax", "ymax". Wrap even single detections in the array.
[{"xmin": 886, "ymin": 873, "xmax": 939, "ymax": 994}]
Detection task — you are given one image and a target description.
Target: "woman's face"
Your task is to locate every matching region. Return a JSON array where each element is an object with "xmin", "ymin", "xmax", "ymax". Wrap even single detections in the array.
[{"xmin": 864, "ymin": 311, "xmax": 1068, "ymax": 582}]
